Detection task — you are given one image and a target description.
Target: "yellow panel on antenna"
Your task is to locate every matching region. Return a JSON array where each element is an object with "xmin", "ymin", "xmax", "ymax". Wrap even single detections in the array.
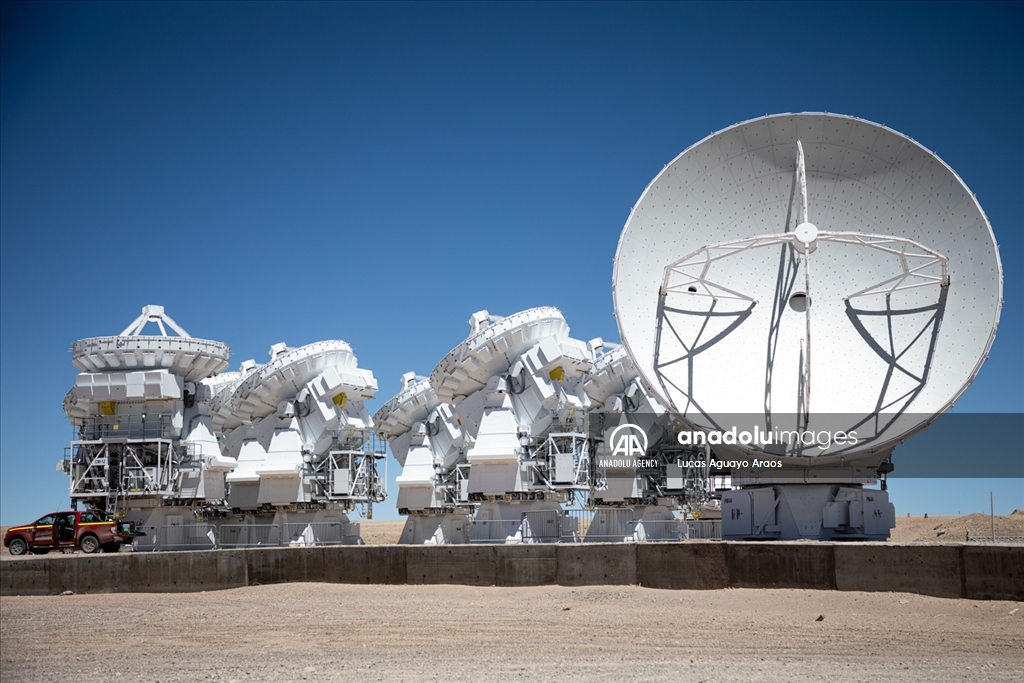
[
  {"xmin": 101, "ymin": 401, "xmax": 116, "ymax": 416},
  {"xmin": 332, "ymin": 393, "xmax": 347, "ymax": 408}
]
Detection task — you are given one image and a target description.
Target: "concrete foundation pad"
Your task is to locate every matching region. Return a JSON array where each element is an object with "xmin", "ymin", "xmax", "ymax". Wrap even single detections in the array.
[
  {"xmin": 728, "ymin": 542, "xmax": 836, "ymax": 590},
  {"xmin": 406, "ymin": 545, "xmax": 496, "ymax": 585},
  {"xmin": 284, "ymin": 547, "xmax": 327, "ymax": 584},
  {"xmin": 326, "ymin": 546, "xmax": 408, "ymax": 584},
  {"xmin": 52, "ymin": 554, "xmax": 132, "ymax": 595},
  {"xmin": 4, "ymin": 542, "xmax": 1021, "ymax": 600},
  {"xmin": 125, "ymin": 550, "xmax": 247, "ymax": 592},
  {"xmin": 636, "ymin": 542, "xmax": 728, "ymax": 589},
  {"xmin": 962, "ymin": 545, "xmax": 1024, "ymax": 600},
  {"xmin": 496, "ymin": 545, "xmax": 557, "ymax": 586},
  {"xmin": 834, "ymin": 544, "xmax": 963, "ymax": 599},
  {"xmin": 557, "ymin": 543, "xmax": 636, "ymax": 585},
  {"xmin": 1, "ymin": 558, "xmax": 50, "ymax": 596},
  {"xmin": 245, "ymin": 547, "xmax": 288, "ymax": 585}
]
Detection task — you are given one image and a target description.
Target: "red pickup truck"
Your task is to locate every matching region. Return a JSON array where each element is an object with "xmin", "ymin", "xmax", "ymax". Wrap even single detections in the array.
[{"xmin": 4, "ymin": 510, "xmax": 139, "ymax": 555}]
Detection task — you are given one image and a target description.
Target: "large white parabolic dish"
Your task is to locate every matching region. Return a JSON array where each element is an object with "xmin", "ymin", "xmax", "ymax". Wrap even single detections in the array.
[{"xmin": 613, "ymin": 113, "xmax": 1002, "ymax": 460}]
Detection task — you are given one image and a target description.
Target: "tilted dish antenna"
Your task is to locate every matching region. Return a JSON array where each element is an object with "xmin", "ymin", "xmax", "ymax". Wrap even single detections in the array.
[
  {"xmin": 71, "ymin": 304, "xmax": 230, "ymax": 383},
  {"xmin": 613, "ymin": 113, "xmax": 1002, "ymax": 466},
  {"xmin": 373, "ymin": 373, "xmax": 441, "ymax": 468},
  {"xmin": 218, "ymin": 340, "xmax": 372, "ymax": 429},
  {"xmin": 429, "ymin": 307, "xmax": 569, "ymax": 404}
]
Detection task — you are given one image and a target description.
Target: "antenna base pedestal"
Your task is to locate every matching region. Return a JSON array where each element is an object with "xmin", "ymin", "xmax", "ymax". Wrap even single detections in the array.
[{"xmin": 722, "ymin": 484, "xmax": 895, "ymax": 541}]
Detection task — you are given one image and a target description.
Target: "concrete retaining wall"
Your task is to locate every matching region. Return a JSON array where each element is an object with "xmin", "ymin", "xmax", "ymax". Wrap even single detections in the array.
[{"xmin": 2, "ymin": 543, "xmax": 1020, "ymax": 600}]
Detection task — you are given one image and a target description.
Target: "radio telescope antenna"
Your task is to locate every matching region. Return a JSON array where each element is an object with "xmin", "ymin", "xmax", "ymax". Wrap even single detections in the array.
[
  {"xmin": 613, "ymin": 113, "xmax": 1002, "ymax": 540},
  {"xmin": 216, "ymin": 339, "xmax": 384, "ymax": 541},
  {"xmin": 61, "ymin": 305, "xmax": 236, "ymax": 535},
  {"xmin": 374, "ymin": 373, "xmax": 474, "ymax": 544},
  {"xmin": 427, "ymin": 307, "xmax": 597, "ymax": 543},
  {"xmin": 72, "ymin": 305, "xmax": 229, "ymax": 382}
]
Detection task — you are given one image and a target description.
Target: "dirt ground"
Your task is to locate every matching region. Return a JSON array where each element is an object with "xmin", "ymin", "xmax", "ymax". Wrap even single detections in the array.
[
  {"xmin": 359, "ymin": 519, "xmax": 405, "ymax": 545},
  {"xmin": 888, "ymin": 510, "xmax": 1024, "ymax": 543},
  {"xmin": 1, "ymin": 583, "xmax": 1021, "ymax": 682}
]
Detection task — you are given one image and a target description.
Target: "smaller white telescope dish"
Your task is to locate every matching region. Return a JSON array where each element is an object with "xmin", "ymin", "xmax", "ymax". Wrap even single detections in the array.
[
  {"xmin": 215, "ymin": 338, "xmax": 383, "ymax": 528},
  {"xmin": 430, "ymin": 307, "xmax": 569, "ymax": 403},
  {"xmin": 581, "ymin": 344, "xmax": 636, "ymax": 409},
  {"xmin": 425, "ymin": 308, "xmax": 596, "ymax": 543},
  {"xmin": 578, "ymin": 343, "xmax": 716, "ymax": 541},
  {"xmin": 71, "ymin": 305, "xmax": 230, "ymax": 382},
  {"xmin": 375, "ymin": 372, "xmax": 470, "ymax": 476},
  {"xmin": 375, "ymin": 373, "xmax": 474, "ymax": 544},
  {"xmin": 214, "ymin": 340, "xmax": 373, "ymax": 434},
  {"xmin": 374, "ymin": 373, "xmax": 441, "ymax": 468}
]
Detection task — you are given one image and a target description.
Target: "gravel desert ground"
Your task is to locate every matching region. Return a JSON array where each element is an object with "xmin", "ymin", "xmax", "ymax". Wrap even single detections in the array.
[{"xmin": 2, "ymin": 583, "xmax": 1022, "ymax": 683}]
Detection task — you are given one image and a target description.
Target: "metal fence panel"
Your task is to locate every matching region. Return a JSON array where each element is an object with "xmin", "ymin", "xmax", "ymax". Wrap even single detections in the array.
[
  {"xmin": 583, "ymin": 509, "xmax": 636, "ymax": 543},
  {"xmin": 558, "ymin": 512, "xmax": 583, "ymax": 543},
  {"xmin": 283, "ymin": 522, "xmax": 349, "ymax": 546},
  {"xmin": 684, "ymin": 519, "xmax": 722, "ymax": 540},
  {"xmin": 634, "ymin": 519, "xmax": 686, "ymax": 542},
  {"xmin": 218, "ymin": 524, "xmax": 280, "ymax": 548},
  {"xmin": 131, "ymin": 524, "xmax": 216, "ymax": 551},
  {"xmin": 468, "ymin": 519, "xmax": 522, "ymax": 544},
  {"xmin": 127, "ymin": 513, "xmax": 722, "ymax": 550},
  {"xmin": 966, "ymin": 534, "xmax": 1024, "ymax": 545},
  {"xmin": 521, "ymin": 510, "xmax": 561, "ymax": 543},
  {"xmin": 131, "ymin": 526, "xmax": 161, "ymax": 552}
]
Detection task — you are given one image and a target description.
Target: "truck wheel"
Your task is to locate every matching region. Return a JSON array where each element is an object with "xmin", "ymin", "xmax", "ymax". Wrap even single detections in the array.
[
  {"xmin": 8, "ymin": 537, "xmax": 27, "ymax": 555},
  {"xmin": 101, "ymin": 543, "xmax": 121, "ymax": 553},
  {"xmin": 80, "ymin": 534, "xmax": 101, "ymax": 554}
]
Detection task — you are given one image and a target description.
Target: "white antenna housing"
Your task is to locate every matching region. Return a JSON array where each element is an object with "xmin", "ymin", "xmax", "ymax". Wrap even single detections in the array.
[
  {"xmin": 216, "ymin": 340, "xmax": 383, "ymax": 515},
  {"xmin": 374, "ymin": 375, "xmax": 473, "ymax": 544},
  {"xmin": 60, "ymin": 305, "xmax": 236, "ymax": 529},
  {"xmin": 424, "ymin": 307, "xmax": 596, "ymax": 543}
]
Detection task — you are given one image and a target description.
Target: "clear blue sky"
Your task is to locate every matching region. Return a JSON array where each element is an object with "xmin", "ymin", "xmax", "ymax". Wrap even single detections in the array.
[{"xmin": 2, "ymin": 1, "xmax": 1021, "ymax": 524}]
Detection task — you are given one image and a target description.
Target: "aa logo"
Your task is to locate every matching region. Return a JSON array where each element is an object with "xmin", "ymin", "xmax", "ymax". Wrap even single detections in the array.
[{"xmin": 608, "ymin": 424, "xmax": 648, "ymax": 457}]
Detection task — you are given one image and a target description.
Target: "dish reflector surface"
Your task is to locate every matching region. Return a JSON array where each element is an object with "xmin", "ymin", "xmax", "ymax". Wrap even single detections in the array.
[{"xmin": 613, "ymin": 113, "xmax": 1001, "ymax": 456}]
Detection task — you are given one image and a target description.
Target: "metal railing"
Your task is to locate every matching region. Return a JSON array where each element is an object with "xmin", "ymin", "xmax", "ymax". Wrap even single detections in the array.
[
  {"xmin": 218, "ymin": 524, "xmax": 280, "ymax": 548},
  {"xmin": 131, "ymin": 524, "xmax": 277, "ymax": 551},
  {"xmin": 129, "ymin": 513, "xmax": 723, "ymax": 550},
  {"xmin": 467, "ymin": 510, "xmax": 723, "ymax": 544},
  {"xmin": 633, "ymin": 519, "xmax": 686, "ymax": 542},
  {"xmin": 966, "ymin": 532, "xmax": 1024, "ymax": 545},
  {"xmin": 132, "ymin": 524, "xmax": 217, "ymax": 551},
  {"xmin": 684, "ymin": 519, "xmax": 722, "ymax": 540},
  {"xmin": 563, "ymin": 509, "xmax": 593, "ymax": 540},
  {"xmin": 468, "ymin": 519, "xmax": 523, "ymax": 544},
  {"xmin": 283, "ymin": 522, "xmax": 351, "ymax": 546},
  {"xmin": 580, "ymin": 508, "xmax": 637, "ymax": 543}
]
